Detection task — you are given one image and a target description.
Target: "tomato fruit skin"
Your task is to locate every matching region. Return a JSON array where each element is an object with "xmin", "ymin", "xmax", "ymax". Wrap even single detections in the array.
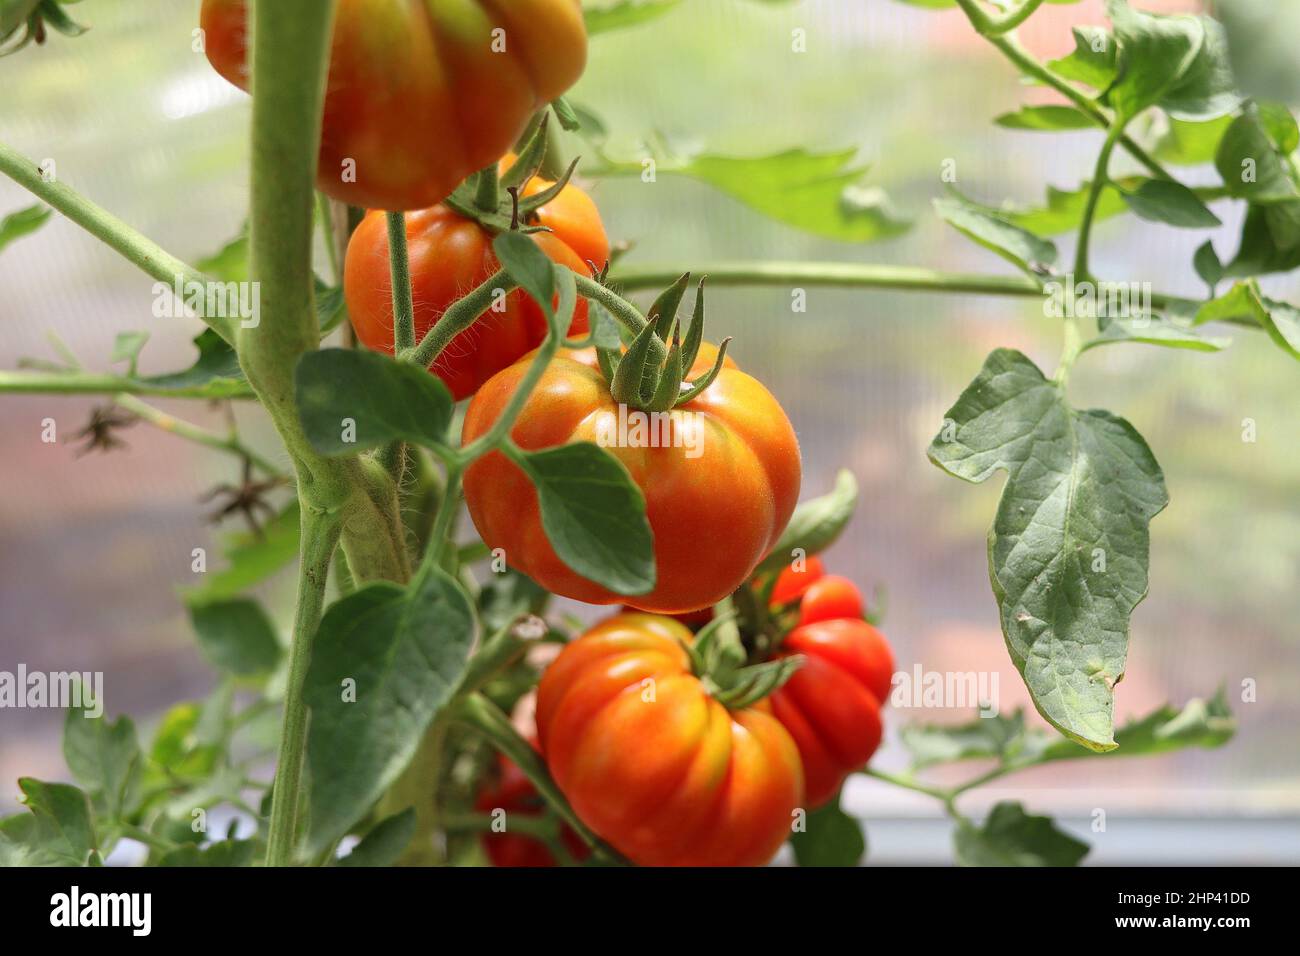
[
  {"xmin": 199, "ymin": 0, "xmax": 588, "ymax": 210},
  {"xmin": 461, "ymin": 344, "xmax": 802, "ymax": 613},
  {"xmin": 769, "ymin": 555, "xmax": 826, "ymax": 606},
  {"xmin": 344, "ymin": 170, "xmax": 608, "ymax": 401},
  {"xmin": 474, "ymin": 750, "xmax": 588, "ymax": 868},
  {"xmin": 535, "ymin": 613, "xmax": 804, "ymax": 866},
  {"xmin": 767, "ymin": 574, "xmax": 893, "ymax": 808}
]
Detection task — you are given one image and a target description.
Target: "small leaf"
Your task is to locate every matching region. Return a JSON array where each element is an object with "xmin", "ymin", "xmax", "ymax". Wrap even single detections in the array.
[
  {"xmin": 0, "ymin": 779, "xmax": 97, "ymax": 867},
  {"xmin": 1103, "ymin": 0, "xmax": 1204, "ymax": 121},
  {"xmin": 954, "ymin": 801, "xmax": 1088, "ymax": 867},
  {"xmin": 187, "ymin": 598, "xmax": 283, "ymax": 677},
  {"xmin": 110, "ymin": 331, "xmax": 151, "ymax": 374},
  {"xmin": 493, "ymin": 232, "xmax": 555, "ymax": 321},
  {"xmin": 183, "ymin": 502, "xmax": 300, "ymax": 603},
  {"xmin": 0, "ymin": 204, "xmax": 51, "ymax": 253},
  {"xmin": 754, "ymin": 469, "xmax": 858, "ymax": 576},
  {"xmin": 304, "ymin": 571, "xmax": 476, "ymax": 856},
  {"xmin": 334, "ymin": 809, "xmax": 417, "ymax": 867},
  {"xmin": 295, "ymin": 348, "xmax": 454, "ymax": 456},
  {"xmin": 1042, "ymin": 690, "xmax": 1235, "ymax": 760},
  {"xmin": 1081, "ymin": 312, "xmax": 1229, "ymax": 353},
  {"xmin": 1195, "ymin": 280, "xmax": 1300, "ymax": 361},
  {"xmin": 514, "ymin": 442, "xmax": 655, "ymax": 596},
  {"xmin": 1193, "ymin": 239, "xmax": 1222, "ymax": 289},
  {"xmin": 63, "ymin": 706, "xmax": 141, "ymax": 821},
  {"xmin": 901, "ymin": 711, "xmax": 1038, "ymax": 770},
  {"xmin": 1119, "ymin": 178, "xmax": 1220, "ymax": 228},
  {"xmin": 790, "ymin": 797, "xmax": 866, "ymax": 867},
  {"xmin": 139, "ymin": 328, "xmax": 250, "ymax": 398},
  {"xmin": 994, "ymin": 105, "xmax": 1095, "ymax": 132},
  {"xmin": 933, "ymin": 196, "xmax": 1057, "ymax": 272},
  {"xmin": 928, "ymin": 350, "xmax": 1168, "ymax": 750},
  {"xmin": 1047, "ymin": 26, "xmax": 1117, "ymax": 91},
  {"xmin": 1214, "ymin": 112, "xmax": 1300, "ymax": 205},
  {"xmin": 157, "ymin": 838, "xmax": 257, "ymax": 867}
]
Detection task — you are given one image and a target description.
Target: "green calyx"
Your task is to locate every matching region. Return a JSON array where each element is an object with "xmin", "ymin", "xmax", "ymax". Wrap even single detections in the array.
[
  {"xmin": 603, "ymin": 273, "xmax": 731, "ymax": 412},
  {"xmin": 1, "ymin": 0, "xmax": 86, "ymax": 56},
  {"xmin": 683, "ymin": 611, "xmax": 803, "ymax": 711},
  {"xmin": 443, "ymin": 112, "xmax": 576, "ymax": 235}
]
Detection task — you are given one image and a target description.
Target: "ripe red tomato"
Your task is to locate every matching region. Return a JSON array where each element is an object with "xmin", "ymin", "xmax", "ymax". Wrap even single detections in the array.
[
  {"xmin": 344, "ymin": 168, "xmax": 608, "ymax": 401},
  {"xmin": 462, "ymin": 343, "xmax": 802, "ymax": 613},
  {"xmin": 200, "ymin": 0, "xmax": 588, "ymax": 210},
  {"xmin": 767, "ymin": 572, "xmax": 893, "ymax": 808},
  {"xmin": 769, "ymin": 555, "xmax": 826, "ymax": 606},
  {"xmin": 535, "ymin": 613, "xmax": 803, "ymax": 866},
  {"xmin": 474, "ymin": 749, "xmax": 588, "ymax": 868}
]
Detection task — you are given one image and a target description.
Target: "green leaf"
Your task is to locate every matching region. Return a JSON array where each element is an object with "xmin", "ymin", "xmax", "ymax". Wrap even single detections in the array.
[
  {"xmin": 149, "ymin": 702, "xmax": 221, "ymax": 779},
  {"xmin": 478, "ymin": 568, "xmax": 550, "ymax": 634},
  {"xmin": 0, "ymin": 204, "xmax": 50, "ymax": 253},
  {"xmin": 196, "ymin": 230, "xmax": 249, "ymax": 282},
  {"xmin": 981, "ymin": 179, "xmax": 1137, "ymax": 236},
  {"xmin": 110, "ymin": 331, "xmax": 151, "ymax": 375},
  {"xmin": 183, "ymin": 502, "xmax": 300, "ymax": 603},
  {"xmin": 933, "ymin": 196, "xmax": 1057, "ymax": 272},
  {"xmin": 1218, "ymin": 0, "xmax": 1300, "ymax": 104},
  {"xmin": 304, "ymin": 571, "xmax": 476, "ymax": 856},
  {"xmin": 1042, "ymin": 690, "xmax": 1234, "ymax": 761},
  {"xmin": 954, "ymin": 801, "xmax": 1088, "ymax": 867},
  {"xmin": 1195, "ymin": 281, "xmax": 1300, "ymax": 361},
  {"xmin": 493, "ymin": 232, "xmax": 556, "ymax": 322},
  {"xmin": 1118, "ymin": 178, "xmax": 1220, "ymax": 228},
  {"xmin": 1102, "ymin": 0, "xmax": 1204, "ymax": 121},
  {"xmin": 514, "ymin": 442, "xmax": 655, "ymax": 596},
  {"xmin": 790, "ymin": 797, "xmax": 865, "ymax": 867},
  {"xmin": 665, "ymin": 149, "xmax": 910, "ymax": 243},
  {"xmin": 928, "ymin": 350, "xmax": 1168, "ymax": 751},
  {"xmin": 994, "ymin": 105, "xmax": 1095, "ymax": 132},
  {"xmin": 139, "ymin": 328, "xmax": 250, "ymax": 398},
  {"xmin": 1214, "ymin": 112, "xmax": 1300, "ymax": 205},
  {"xmin": 1154, "ymin": 114, "xmax": 1234, "ymax": 167},
  {"xmin": 0, "ymin": 779, "xmax": 97, "ymax": 867},
  {"xmin": 63, "ymin": 707, "xmax": 141, "ymax": 821},
  {"xmin": 1156, "ymin": 15, "xmax": 1242, "ymax": 121},
  {"xmin": 1080, "ymin": 312, "xmax": 1229, "ymax": 353},
  {"xmin": 157, "ymin": 838, "xmax": 257, "ymax": 867},
  {"xmin": 1193, "ymin": 239, "xmax": 1222, "ymax": 289},
  {"xmin": 295, "ymin": 348, "xmax": 454, "ymax": 456},
  {"xmin": 754, "ymin": 469, "xmax": 858, "ymax": 576},
  {"xmin": 334, "ymin": 809, "xmax": 417, "ymax": 867},
  {"xmin": 187, "ymin": 598, "xmax": 283, "ymax": 677},
  {"xmin": 901, "ymin": 711, "xmax": 1039, "ymax": 770},
  {"xmin": 1047, "ymin": 26, "xmax": 1117, "ymax": 91},
  {"xmin": 584, "ymin": 0, "xmax": 680, "ymax": 33}
]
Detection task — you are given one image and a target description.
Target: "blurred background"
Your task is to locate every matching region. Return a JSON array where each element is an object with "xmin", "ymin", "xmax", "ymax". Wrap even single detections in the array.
[{"xmin": 0, "ymin": 0, "xmax": 1296, "ymax": 863}]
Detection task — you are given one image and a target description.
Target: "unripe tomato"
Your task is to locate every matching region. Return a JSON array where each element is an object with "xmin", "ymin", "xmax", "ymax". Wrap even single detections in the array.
[
  {"xmin": 200, "ymin": 0, "xmax": 588, "ymax": 210},
  {"xmin": 535, "ymin": 614, "xmax": 804, "ymax": 866},
  {"xmin": 767, "ymin": 574, "xmax": 893, "ymax": 808},
  {"xmin": 344, "ymin": 169, "xmax": 608, "ymax": 400},
  {"xmin": 462, "ymin": 344, "xmax": 802, "ymax": 613},
  {"xmin": 474, "ymin": 749, "xmax": 589, "ymax": 868}
]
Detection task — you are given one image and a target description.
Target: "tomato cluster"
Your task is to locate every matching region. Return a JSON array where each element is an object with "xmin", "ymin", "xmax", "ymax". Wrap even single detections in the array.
[{"xmin": 474, "ymin": 748, "xmax": 589, "ymax": 868}]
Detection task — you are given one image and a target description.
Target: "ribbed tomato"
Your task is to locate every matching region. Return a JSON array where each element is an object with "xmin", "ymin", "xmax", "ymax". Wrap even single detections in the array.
[
  {"xmin": 535, "ymin": 613, "xmax": 803, "ymax": 866},
  {"xmin": 462, "ymin": 343, "xmax": 801, "ymax": 612},
  {"xmin": 200, "ymin": 0, "xmax": 587, "ymax": 210},
  {"xmin": 767, "ymin": 569, "xmax": 893, "ymax": 807},
  {"xmin": 344, "ymin": 166, "xmax": 608, "ymax": 400}
]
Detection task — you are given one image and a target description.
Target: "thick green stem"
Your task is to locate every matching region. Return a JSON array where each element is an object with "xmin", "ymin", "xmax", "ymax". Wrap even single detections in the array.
[
  {"xmin": 266, "ymin": 509, "xmax": 340, "ymax": 866},
  {"xmin": 0, "ymin": 141, "xmax": 233, "ymax": 345},
  {"xmin": 611, "ymin": 262, "xmax": 1047, "ymax": 297}
]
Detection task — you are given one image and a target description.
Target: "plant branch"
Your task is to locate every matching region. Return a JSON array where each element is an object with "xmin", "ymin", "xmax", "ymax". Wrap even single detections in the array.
[
  {"xmin": 387, "ymin": 212, "xmax": 415, "ymax": 352},
  {"xmin": 265, "ymin": 508, "xmax": 340, "ymax": 866},
  {"xmin": 406, "ymin": 268, "xmax": 516, "ymax": 368},
  {"xmin": 955, "ymin": 0, "xmax": 1046, "ymax": 37},
  {"xmin": 0, "ymin": 369, "xmax": 254, "ymax": 399},
  {"xmin": 113, "ymin": 393, "xmax": 282, "ymax": 476},
  {"xmin": 611, "ymin": 262, "xmax": 1048, "ymax": 297},
  {"xmin": 0, "ymin": 141, "xmax": 234, "ymax": 345}
]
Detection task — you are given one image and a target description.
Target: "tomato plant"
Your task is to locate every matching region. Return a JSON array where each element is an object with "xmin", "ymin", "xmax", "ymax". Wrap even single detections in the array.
[{"xmin": 1, "ymin": 0, "xmax": 1274, "ymax": 877}]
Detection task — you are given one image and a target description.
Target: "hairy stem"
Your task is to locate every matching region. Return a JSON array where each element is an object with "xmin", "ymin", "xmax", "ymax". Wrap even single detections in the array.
[
  {"xmin": 407, "ymin": 269, "xmax": 516, "ymax": 368},
  {"xmin": 0, "ymin": 141, "xmax": 233, "ymax": 345},
  {"xmin": 0, "ymin": 369, "xmax": 254, "ymax": 399},
  {"xmin": 113, "ymin": 393, "xmax": 281, "ymax": 476}
]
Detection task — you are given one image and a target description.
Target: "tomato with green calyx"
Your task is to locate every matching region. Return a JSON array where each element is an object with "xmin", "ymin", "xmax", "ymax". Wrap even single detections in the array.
[
  {"xmin": 462, "ymin": 294, "xmax": 802, "ymax": 612},
  {"xmin": 474, "ymin": 748, "xmax": 589, "ymax": 868},
  {"xmin": 199, "ymin": 0, "xmax": 587, "ymax": 210},
  {"xmin": 765, "ymin": 567, "xmax": 893, "ymax": 808},
  {"xmin": 535, "ymin": 613, "xmax": 804, "ymax": 867},
  {"xmin": 344, "ymin": 159, "xmax": 608, "ymax": 401}
]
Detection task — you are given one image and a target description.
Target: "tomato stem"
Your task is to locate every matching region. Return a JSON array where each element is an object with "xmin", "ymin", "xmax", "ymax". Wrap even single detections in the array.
[{"xmin": 474, "ymin": 163, "xmax": 500, "ymax": 212}]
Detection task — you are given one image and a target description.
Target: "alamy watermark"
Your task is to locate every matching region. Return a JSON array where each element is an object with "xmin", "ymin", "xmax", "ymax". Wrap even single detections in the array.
[
  {"xmin": 1043, "ymin": 274, "xmax": 1152, "ymax": 322},
  {"xmin": 891, "ymin": 664, "xmax": 999, "ymax": 717},
  {"xmin": 0, "ymin": 666, "xmax": 103, "ymax": 717},
  {"xmin": 595, "ymin": 404, "xmax": 705, "ymax": 459},
  {"xmin": 153, "ymin": 274, "xmax": 261, "ymax": 329}
]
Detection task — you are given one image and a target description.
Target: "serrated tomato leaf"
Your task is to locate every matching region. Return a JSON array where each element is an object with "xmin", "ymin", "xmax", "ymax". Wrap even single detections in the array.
[
  {"xmin": 954, "ymin": 801, "xmax": 1088, "ymax": 867},
  {"xmin": 928, "ymin": 349, "xmax": 1168, "ymax": 751}
]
